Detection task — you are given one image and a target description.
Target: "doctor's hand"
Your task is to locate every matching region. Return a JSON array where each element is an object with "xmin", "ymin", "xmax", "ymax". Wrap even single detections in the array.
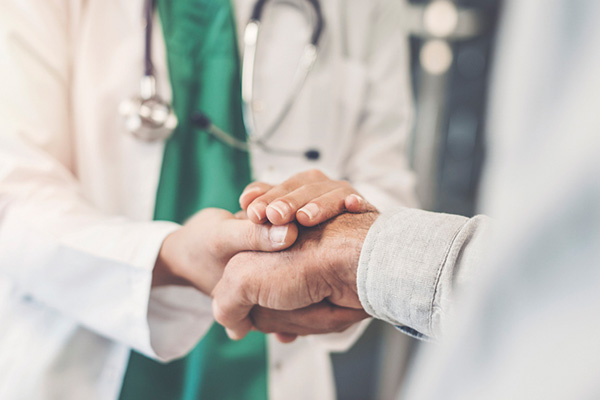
[
  {"xmin": 211, "ymin": 210, "xmax": 378, "ymax": 341},
  {"xmin": 152, "ymin": 208, "xmax": 298, "ymax": 296},
  {"xmin": 240, "ymin": 169, "xmax": 373, "ymax": 227}
]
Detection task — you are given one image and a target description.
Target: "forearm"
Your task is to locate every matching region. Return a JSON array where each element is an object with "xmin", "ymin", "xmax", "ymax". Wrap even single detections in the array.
[{"xmin": 357, "ymin": 208, "xmax": 491, "ymax": 340}]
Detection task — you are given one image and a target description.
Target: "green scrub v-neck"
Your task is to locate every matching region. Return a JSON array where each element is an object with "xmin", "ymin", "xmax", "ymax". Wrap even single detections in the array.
[{"xmin": 118, "ymin": 1, "xmax": 268, "ymax": 399}]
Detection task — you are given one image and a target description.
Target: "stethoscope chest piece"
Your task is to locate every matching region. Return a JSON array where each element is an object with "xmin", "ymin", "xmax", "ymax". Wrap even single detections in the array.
[{"xmin": 120, "ymin": 75, "xmax": 178, "ymax": 142}]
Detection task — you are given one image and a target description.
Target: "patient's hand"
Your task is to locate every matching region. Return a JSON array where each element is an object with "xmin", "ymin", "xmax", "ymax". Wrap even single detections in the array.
[
  {"xmin": 211, "ymin": 211, "xmax": 378, "ymax": 341},
  {"xmin": 240, "ymin": 169, "xmax": 373, "ymax": 226}
]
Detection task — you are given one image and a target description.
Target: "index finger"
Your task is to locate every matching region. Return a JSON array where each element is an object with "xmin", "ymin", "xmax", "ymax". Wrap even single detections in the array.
[{"xmin": 239, "ymin": 182, "xmax": 273, "ymax": 213}]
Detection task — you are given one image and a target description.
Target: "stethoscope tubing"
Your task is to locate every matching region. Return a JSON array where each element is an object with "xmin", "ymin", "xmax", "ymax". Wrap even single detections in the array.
[{"xmin": 137, "ymin": 0, "xmax": 323, "ymax": 159}]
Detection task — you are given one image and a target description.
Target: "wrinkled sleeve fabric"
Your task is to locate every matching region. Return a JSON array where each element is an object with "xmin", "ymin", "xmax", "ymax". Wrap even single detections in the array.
[
  {"xmin": 357, "ymin": 208, "xmax": 491, "ymax": 340},
  {"xmin": 0, "ymin": 0, "xmax": 212, "ymax": 362}
]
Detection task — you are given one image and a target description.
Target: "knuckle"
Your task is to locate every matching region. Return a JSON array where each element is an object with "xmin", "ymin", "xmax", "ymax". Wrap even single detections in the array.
[
  {"xmin": 212, "ymin": 297, "xmax": 234, "ymax": 326},
  {"xmin": 338, "ymin": 180, "xmax": 353, "ymax": 190},
  {"xmin": 306, "ymin": 181, "xmax": 333, "ymax": 194},
  {"xmin": 212, "ymin": 304, "xmax": 228, "ymax": 325},
  {"xmin": 247, "ymin": 182, "xmax": 268, "ymax": 191},
  {"xmin": 304, "ymin": 169, "xmax": 326, "ymax": 181},
  {"xmin": 277, "ymin": 179, "xmax": 298, "ymax": 193}
]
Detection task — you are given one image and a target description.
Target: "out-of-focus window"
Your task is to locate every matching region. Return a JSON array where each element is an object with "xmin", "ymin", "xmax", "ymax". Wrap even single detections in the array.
[{"xmin": 407, "ymin": 0, "xmax": 501, "ymax": 216}]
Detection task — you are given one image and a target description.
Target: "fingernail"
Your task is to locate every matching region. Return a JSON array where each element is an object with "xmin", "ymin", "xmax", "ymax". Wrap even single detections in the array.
[
  {"xmin": 269, "ymin": 225, "xmax": 289, "ymax": 245},
  {"xmin": 248, "ymin": 205, "xmax": 263, "ymax": 222},
  {"xmin": 348, "ymin": 194, "xmax": 364, "ymax": 204},
  {"xmin": 298, "ymin": 203, "xmax": 319, "ymax": 220},
  {"xmin": 268, "ymin": 201, "xmax": 290, "ymax": 220}
]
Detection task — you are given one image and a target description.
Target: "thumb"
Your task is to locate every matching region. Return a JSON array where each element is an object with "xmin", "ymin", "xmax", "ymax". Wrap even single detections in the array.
[{"xmin": 216, "ymin": 219, "xmax": 298, "ymax": 258}]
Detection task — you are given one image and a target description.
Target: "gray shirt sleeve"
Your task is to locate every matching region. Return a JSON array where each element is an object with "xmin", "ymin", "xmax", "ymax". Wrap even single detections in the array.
[{"xmin": 356, "ymin": 207, "xmax": 491, "ymax": 340}]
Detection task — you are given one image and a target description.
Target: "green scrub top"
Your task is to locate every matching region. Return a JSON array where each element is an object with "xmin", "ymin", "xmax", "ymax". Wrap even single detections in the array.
[{"xmin": 118, "ymin": 0, "xmax": 268, "ymax": 399}]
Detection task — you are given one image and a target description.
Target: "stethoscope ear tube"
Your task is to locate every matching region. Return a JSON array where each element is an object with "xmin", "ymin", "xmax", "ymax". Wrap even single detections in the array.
[
  {"xmin": 242, "ymin": 0, "xmax": 323, "ymax": 146},
  {"xmin": 241, "ymin": 21, "xmax": 259, "ymax": 139},
  {"xmin": 143, "ymin": 0, "xmax": 157, "ymax": 77},
  {"xmin": 250, "ymin": 0, "xmax": 324, "ymax": 46},
  {"xmin": 305, "ymin": 0, "xmax": 324, "ymax": 46}
]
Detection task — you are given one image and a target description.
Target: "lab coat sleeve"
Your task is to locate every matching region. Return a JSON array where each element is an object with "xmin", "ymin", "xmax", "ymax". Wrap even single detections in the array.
[
  {"xmin": 357, "ymin": 208, "xmax": 491, "ymax": 340},
  {"xmin": 342, "ymin": 0, "xmax": 418, "ymax": 212},
  {"xmin": 0, "ymin": 0, "xmax": 212, "ymax": 362}
]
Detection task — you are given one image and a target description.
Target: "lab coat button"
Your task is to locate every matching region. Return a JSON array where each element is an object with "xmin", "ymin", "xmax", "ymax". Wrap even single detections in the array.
[{"xmin": 273, "ymin": 361, "xmax": 282, "ymax": 371}]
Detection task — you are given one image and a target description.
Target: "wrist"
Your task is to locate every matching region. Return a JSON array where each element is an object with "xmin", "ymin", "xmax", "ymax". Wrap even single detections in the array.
[
  {"xmin": 152, "ymin": 230, "xmax": 189, "ymax": 288},
  {"xmin": 153, "ymin": 227, "xmax": 225, "ymax": 296},
  {"xmin": 324, "ymin": 211, "xmax": 378, "ymax": 308}
]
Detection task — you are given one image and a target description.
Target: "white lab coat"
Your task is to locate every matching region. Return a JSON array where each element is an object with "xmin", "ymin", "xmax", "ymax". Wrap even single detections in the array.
[{"xmin": 0, "ymin": 0, "xmax": 415, "ymax": 399}]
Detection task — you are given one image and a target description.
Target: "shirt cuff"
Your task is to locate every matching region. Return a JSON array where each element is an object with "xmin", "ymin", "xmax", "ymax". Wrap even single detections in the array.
[
  {"xmin": 129, "ymin": 223, "xmax": 213, "ymax": 362},
  {"xmin": 146, "ymin": 286, "xmax": 214, "ymax": 361},
  {"xmin": 356, "ymin": 208, "xmax": 468, "ymax": 339}
]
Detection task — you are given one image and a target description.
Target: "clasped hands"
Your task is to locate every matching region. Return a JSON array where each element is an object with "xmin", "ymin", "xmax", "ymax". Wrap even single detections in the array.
[{"xmin": 154, "ymin": 170, "xmax": 378, "ymax": 343}]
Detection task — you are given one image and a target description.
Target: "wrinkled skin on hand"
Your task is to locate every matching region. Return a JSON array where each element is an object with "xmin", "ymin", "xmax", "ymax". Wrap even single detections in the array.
[
  {"xmin": 211, "ymin": 211, "xmax": 379, "ymax": 341},
  {"xmin": 153, "ymin": 208, "xmax": 298, "ymax": 296}
]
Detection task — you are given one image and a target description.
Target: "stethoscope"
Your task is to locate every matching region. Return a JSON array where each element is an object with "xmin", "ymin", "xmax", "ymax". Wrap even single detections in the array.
[{"xmin": 119, "ymin": 0, "xmax": 324, "ymax": 160}]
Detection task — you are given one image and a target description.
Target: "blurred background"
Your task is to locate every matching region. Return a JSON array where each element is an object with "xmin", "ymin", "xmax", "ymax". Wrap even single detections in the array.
[{"xmin": 332, "ymin": 0, "xmax": 501, "ymax": 398}]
